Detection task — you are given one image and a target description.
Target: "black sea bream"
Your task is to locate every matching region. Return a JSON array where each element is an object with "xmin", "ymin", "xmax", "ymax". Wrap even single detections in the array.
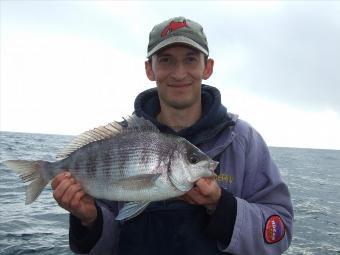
[{"xmin": 3, "ymin": 116, "xmax": 218, "ymax": 220}]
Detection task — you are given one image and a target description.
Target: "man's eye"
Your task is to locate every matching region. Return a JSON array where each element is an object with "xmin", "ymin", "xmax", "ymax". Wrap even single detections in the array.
[
  {"xmin": 186, "ymin": 57, "xmax": 198, "ymax": 63},
  {"xmin": 159, "ymin": 57, "xmax": 170, "ymax": 63}
]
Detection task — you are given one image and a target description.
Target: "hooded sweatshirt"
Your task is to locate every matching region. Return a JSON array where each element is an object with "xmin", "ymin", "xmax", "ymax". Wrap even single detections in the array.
[{"xmin": 69, "ymin": 85, "xmax": 293, "ymax": 255}]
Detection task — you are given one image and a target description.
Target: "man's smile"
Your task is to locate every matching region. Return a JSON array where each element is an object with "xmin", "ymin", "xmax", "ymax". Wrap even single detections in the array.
[{"xmin": 168, "ymin": 83, "xmax": 192, "ymax": 88}]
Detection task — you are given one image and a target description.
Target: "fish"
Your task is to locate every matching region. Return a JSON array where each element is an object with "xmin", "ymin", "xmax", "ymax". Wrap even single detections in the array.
[{"xmin": 3, "ymin": 115, "xmax": 218, "ymax": 220}]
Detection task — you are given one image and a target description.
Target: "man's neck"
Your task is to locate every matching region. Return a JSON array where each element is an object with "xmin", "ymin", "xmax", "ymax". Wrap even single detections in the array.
[{"xmin": 157, "ymin": 100, "xmax": 202, "ymax": 131}]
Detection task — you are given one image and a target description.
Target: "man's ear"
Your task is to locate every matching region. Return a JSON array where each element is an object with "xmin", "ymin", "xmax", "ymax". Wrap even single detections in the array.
[
  {"xmin": 145, "ymin": 60, "xmax": 155, "ymax": 81},
  {"xmin": 203, "ymin": 58, "xmax": 214, "ymax": 80}
]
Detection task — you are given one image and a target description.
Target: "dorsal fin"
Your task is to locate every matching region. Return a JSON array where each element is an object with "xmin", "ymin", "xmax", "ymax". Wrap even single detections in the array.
[
  {"xmin": 56, "ymin": 115, "xmax": 159, "ymax": 159},
  {"xmin": 122, "ymin": 115, "xmax": 159, "ymax": 132}
]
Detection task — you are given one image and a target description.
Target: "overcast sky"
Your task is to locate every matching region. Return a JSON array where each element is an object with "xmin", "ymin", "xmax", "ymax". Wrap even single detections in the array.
[{"xmin": 1, "ymin": 1, "xmax": 339, "ymax": 150}]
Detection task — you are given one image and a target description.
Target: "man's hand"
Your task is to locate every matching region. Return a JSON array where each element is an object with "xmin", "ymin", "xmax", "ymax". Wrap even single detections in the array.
[
  {"xmin": 51, "ymin": 171, "xmax": 97, "ymax": 228},
  {"xmin": 180, "ymin": 177, "xmax": 221, "ymax": 212}
]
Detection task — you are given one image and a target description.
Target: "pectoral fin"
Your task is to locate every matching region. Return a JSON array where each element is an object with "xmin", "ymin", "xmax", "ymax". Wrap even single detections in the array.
[
  {"xmin": 116, "ymin": 174, "xmax": 161, "ymax": 190},
  {"xmin": 116, "ymin": 201, "xmax": 151, "ymax": 221}
]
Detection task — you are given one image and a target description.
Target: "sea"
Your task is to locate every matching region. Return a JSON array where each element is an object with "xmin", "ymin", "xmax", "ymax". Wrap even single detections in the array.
[{"xmin": 0, "ymin": 131, "xmax": 339, "ymax": 255}]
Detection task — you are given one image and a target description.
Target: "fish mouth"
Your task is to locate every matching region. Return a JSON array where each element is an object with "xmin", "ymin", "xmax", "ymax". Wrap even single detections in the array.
[{"xmin": 209, "ymin": 160, "xmax": 219, "ymax": 172}]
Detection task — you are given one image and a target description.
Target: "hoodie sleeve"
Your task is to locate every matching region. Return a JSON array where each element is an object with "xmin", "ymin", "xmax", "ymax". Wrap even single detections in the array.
[
  {"xmin": 69, "ymin": 200, "xmax": 120, "ymax": 255},
  {"xmin": 218, "ymin": 121, "xmax": 294, "ymax": 254}
]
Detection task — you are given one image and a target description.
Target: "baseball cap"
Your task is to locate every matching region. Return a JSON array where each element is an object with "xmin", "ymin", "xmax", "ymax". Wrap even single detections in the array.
[{"xmin": 147, "ymin": 16, "xmax": 209, "ymax": 58}]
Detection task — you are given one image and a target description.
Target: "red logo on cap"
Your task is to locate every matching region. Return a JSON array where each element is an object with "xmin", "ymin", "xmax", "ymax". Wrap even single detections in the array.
[
  {"xmin": 264, "ymin": 215, "xmax": 285, "ymax": 244},
  {"xmin": 161, "ymin": 20, "xmax": 188, "ymax": 37}
]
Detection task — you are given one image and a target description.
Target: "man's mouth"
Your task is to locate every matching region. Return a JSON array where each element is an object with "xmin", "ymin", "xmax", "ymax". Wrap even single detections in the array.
[{"xmin": 168, "ymin": 83, "xmax": 191, "ymax": 88}]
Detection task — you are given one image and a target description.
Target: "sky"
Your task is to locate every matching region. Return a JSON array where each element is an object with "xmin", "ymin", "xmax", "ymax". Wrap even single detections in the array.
[{"xmin": 1, "ymin": 1, "xmax": 339, "ymax": 150}]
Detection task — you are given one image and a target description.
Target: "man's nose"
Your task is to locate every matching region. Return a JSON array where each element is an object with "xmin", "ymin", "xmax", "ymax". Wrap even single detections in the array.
[{"xmin": 171, "ymin": 63, "xmax": 187, "ymax": 80}]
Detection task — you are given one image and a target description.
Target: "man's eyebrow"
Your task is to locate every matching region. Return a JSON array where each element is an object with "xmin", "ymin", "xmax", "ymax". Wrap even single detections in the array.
[
  {"xmin": 157, "ymin": 53, "xmax": 172, "ymax": 58},
  {"xmin": 186, "ymin": 51, "xmax": 200, "ymax": 56}
]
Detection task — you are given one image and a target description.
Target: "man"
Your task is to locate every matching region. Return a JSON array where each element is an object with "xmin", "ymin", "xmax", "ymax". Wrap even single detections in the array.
[{"xmin": 52, "ymin": 17, "xmax": 293, "ymax": 254}]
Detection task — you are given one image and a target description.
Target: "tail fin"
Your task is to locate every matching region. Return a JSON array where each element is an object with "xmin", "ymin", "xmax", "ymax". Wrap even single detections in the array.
[{"xmin": 3, "ymin": 160, "xmax": 49, "ymax": 204}]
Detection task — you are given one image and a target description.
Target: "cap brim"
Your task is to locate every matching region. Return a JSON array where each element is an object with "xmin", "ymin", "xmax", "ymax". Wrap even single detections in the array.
[{"xmin": 147, "ymin": 36, "xmax": 208, "ymax": 57}]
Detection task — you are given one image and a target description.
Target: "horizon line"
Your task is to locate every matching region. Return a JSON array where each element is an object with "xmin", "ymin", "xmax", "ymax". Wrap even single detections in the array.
[{"xmin": 1, "ymin": 129, "xmax": 339, "ymax": 151}]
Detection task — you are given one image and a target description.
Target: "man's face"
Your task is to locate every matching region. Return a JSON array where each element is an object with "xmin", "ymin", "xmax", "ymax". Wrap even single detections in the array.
[{"xmin": 145, "ymin": 45, "xmax": 213, "ymax": 110}]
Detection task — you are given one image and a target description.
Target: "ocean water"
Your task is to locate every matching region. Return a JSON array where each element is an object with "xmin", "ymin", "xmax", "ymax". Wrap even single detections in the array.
[{"xmin": 0, "ymin": 131, "xmax": 339, "ymax": 255}]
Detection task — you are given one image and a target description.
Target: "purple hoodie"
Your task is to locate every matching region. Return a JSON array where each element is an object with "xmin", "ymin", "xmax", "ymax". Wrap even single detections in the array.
[{"xmin": 69, "ymin": 86, "xmax": 293, "ymax": 254}]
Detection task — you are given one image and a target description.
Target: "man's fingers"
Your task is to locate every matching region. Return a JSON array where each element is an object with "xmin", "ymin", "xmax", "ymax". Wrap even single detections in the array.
[
  {"xmin": 61, "ymin": 183, "xmax": 82, "ymax": 207},
  {"xmin": 195, "ymin": 178, "xmax": 214, "ymax": 196},
  {"xmin": 197, "ymin": 177, "xmax": 222, "ymax": 204},
  {"xmin": 180, "ymin": 194, "xmax": 196, "ymax": 204},
  {"xmin": 185, "ymin": 189, "xmax": 207, "ymax": 205},
  {"xmin": 51, "ymin": 172, "xmax": 97, "ymax": 226},
  {"xmin": 53, "ymin": 177, "xmax": 76, "ymax": 203},
  {"xmin": 51, "ymin": 171, "xmax": 71, "ymax": 190},
  {"xmin": 70, "ymin": 190, "xmax": 86, "ymax": 209},
  {"xmin": 185, "ymin": 178, "xmax": 221, "ymax": 205}
]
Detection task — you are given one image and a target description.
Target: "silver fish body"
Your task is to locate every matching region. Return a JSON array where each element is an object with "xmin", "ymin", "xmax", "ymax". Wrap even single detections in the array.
[{"xmin": 3, "ymin": 116, "xmax": 218, "ymax": 220}]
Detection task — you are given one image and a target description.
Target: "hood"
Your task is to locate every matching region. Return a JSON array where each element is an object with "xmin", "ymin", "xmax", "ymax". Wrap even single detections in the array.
[{"xmin": 134, "ymin": 84, "xmax": 235, "ymax": 145}]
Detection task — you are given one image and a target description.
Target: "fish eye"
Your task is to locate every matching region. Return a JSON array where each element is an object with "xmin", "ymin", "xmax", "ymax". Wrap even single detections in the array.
[{"xmin": 188, "ymin": 153, "xmax": 200, "ymax": 164}]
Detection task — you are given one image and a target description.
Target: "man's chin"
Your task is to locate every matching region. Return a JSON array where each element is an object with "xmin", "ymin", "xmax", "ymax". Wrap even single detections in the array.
[{"xmin": 167, "ymin": 100, "xmax": 196, "ymax": 110}]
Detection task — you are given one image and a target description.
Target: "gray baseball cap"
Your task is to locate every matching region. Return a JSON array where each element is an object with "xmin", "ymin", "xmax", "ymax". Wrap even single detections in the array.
[{"xmin": 147, "ymin": 16, "xmax": 209, "ymax": 58}]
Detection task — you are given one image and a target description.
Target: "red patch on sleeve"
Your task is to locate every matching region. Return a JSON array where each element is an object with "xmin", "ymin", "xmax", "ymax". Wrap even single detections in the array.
[{"xmin": 264, "ymin": 215, "xmax": 285, "ymax": 244}]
